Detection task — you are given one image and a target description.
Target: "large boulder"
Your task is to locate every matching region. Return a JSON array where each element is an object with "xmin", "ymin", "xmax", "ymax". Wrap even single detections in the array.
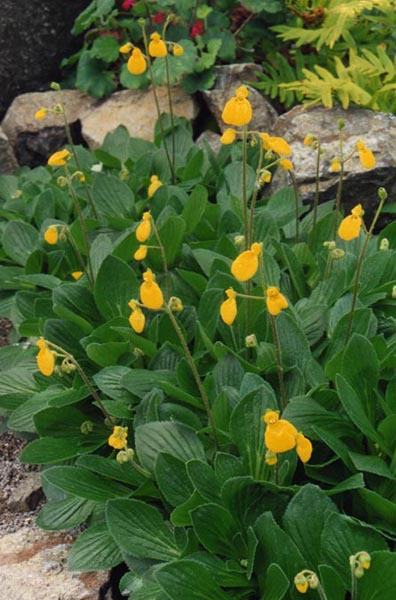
[
  {"xmin": 202, "ymin": 64, "xmax": 278, "ymax": 133},
  {"xmin": 0, "ymin": 127, "xmax": 18, "ymax": 174},
  {"xmin": 269, "ymin": 105, "xmax": 396, "ymax": 209},
  {"xmin": 1, "ymin": 91, "xmax": 97, "ymax": 167},
  {"xmin": 81, "ymin": 87, "xmax": 199, "ymax": 149},
  {"xmin": 0, "ymin": 0, "xmax": 88, "ymax": 121}
]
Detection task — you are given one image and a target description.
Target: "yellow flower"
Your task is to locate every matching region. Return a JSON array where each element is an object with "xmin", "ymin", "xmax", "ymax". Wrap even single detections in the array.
[
  {"xmin": 71, "ymin": 271, "xmax": 83, "ymax": 280},
  {"xmin": 140, "ymin": 269, "xmax": 164, "ymax": 310},
  {"xmin": 338, "ymin": 203, "xmax": 364, "ymax": 241},
  {"xmin": 169, "ymin": 296, "xmax": 183, "ymax": 312},
  {"xmin": 148, "ymin": 175, "xmax": 162, "ymax": 198},
  {"xmin": 356, "ymin": 141, "xmax": 376, "ymax": 169},
  {"xmin": 44, "ymin": 226, "xmax": 58, "ymax": 245},
  {"xmin": 231, "ymin": 242, "xmax": 262, "ymax": 282},
  {"xmin": 303, "ymin": 134, "xmax": 314, "ymax": 146},
  {"xmin": 136, "ymin": 212, "xmax": 151, "ymax": 242},
  {"xmin": 34, "ymin": 108, "xmax": 47, "ymax": 120},
  {"xmin": 265, "ymin": 450, "xmax": 278, "ymax": 466},
  {"xmin": 127, "ymin": 48, "xmax": 147, "ymax": 74},
  {"xmin": 221, "ymin": 86, "xmax": 252, "ymax": 127},
  {"xmin": 261, "ymin": 133, "xmax": 291, "ymax": 156},
  {"xmin": 263, "ymin": 411, "xmax": 298, "ymax": 454},
  {"xmin": 220, "ymin": 128, "xmax": 237, "ymax": 145},
  {"xmin": 149, "ymin": 32, "xmax": 167, "ymax": 57},
  {"xmin": 296, "ymin": 433, "xmax": 313, "ymax": 463},
  {"xmin": 48, "ymin": 149, "xmax": 71, "ymax": 167},
  {"xmin": 220, "ymin": 288, "xmax": 237, "ymax": 325},
  {"xmin": 296, "ymin": 581, "xmax": 308, "ymax": 594},
  {"xmin": 108, "ymin": 426, "xmax": 128, "ymax": 450},
  {"xmin": 119, "ymin": 42, "xmax": 133, "ymax": 54},
  {"xmin": 279, "ymin": 158, "xmax": 293, "ymax": 170},
  {"xmin": 128, "ymin": 300, "xmax": 145, "ymax": 333},
  {"xmin": 330, "ymin": 157, "xmax": 341, "ymax": 172},
  {"xmin": 36, "ymin": 338, "xmax": 56, "ymax": 377},
  {"xmin": 173, "ymin": 44, "xmax": 184, "ymax": 56},
  {"xmin": 266, "ymin": 286, "xmax": 288, "ymax": 316},
  {"xmin": 134, "ymin": 245, "xmax": 148, "ymax": 261},
  {"xmin": 259, "ymin": 169, "xmax": 272, "ymax": 184}
]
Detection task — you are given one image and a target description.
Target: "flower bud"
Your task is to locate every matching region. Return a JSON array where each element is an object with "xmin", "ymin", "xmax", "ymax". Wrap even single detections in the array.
[
  {"xmin": 331, "ymin": 248, "xmax": 345, "ymax": 260},
  {"xmin": 80, "ymin": 420, "xmax": 94, "ymax": 434},
  {"xmin": 169, "ymin": 296, "xmax": 183, "ymax": 312},
  {"xmin": 60, "ymin": 358, "xmax": 77, "ymax": 374},
  {"xmin": 323, "ymin": 240, "xmax": 336, "ymax": 250},
  {"xmin": 392, "ymin": 285, "xmax": 396, "ymax": 299},
  {"xmin": 11, "ymin": 189, "xmax": 23, "ymax": 199},
  {"xmin": 120, "ymin": 167, "xmax": 129, "ymax": 180},
  {"xmin": 57, "ymin": 176, "xmax": 67, "ymax": 188},
  {"xmin": 133, "ymin": 347, "xmax": 145, "ymax": 358},
  {"xmin": 74, "ymin": 171, "xmax": 86, "ymax": 183},
  {"xmin": 357, "ymin": 551, "xmax": 371, "ymax": 570},
  {"xmin": 378, "ymin": 187, "xmax": 388, "ymax": 201},
  {"xmin": 354, "ymin": 567, "xmax": 365, "ymax": 579},
  {"xmin": 138, "ymin": 17, "xmax": 145, "ymax": 26},
  {"xmin": 308, "ymin": 574, "xmax": 319, "ymax": 589},
  {"xmin": 245, "ymin": 334, "xmax": 257, "ymax": 348},
  {"xmin": 50, "ymin": 81, "xmax": 61, "ymax": 91},
  {"xmin": 338, "ymin": 118, "xmax": 345, "ymax": 129},
  {"xmin": 380, "ymin": 238, "xmax": 389, "ymax": 250},
  {"xmin": 126, "ymin": 448, "xmax": 135, "ymax": 460},
  {"xmin": 234, "ymin": 235, "xmax": 245, "ymax": 248},
  {"xmin": 116, "ymin": 450, "xmax": 129, "ymax": 464},
  {"xmin": 53, "ymin": 103, "xmax": 63, "ymax": 114}
]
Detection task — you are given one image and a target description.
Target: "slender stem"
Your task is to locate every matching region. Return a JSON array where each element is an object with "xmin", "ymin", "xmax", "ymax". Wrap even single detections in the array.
[
  {"xmin": 333, "ymin": 127, "xmax": 345, "ymax": 239},
  {"xmin": 323, "ymin": 254, "xmax": 334, "ymax": 280},
  {"xmin": 164, "ymin": 53, "xmax": 176, "ymax": 183},
  {"xmin": 232, "ymin": 11, "xmax": 254, "ymax": 37},
  {"xmin": 248, "ymin": 140, "xmax": 264, "ymax": 247},
  {"xmin": 56, "ymin": 88, "xmax": 98, "ymax": 219},
  {"xmin": 345, "ymin": 193, "xmax": 387, "ymax": 345},
  {"xmin": 141, "ymin": 25, "xmax": 175, "ymax": 182},
  {"xmin": 270, "ymin": 315, "xmax": 287, "ymax": 410},
  {"xmin": 290, "ymin": 171, "xmax": 300, "ymax": 243},
  {"xmin": 274, "ymin": 461, "xmax": 279, "ymax": 485},
  {"xmin": 127, "ymin": 454, "xmax": 152, "ymax": 479},
  {"xmin": 310, "ymin": 142, "xmax": 321, "ymax": 250},
  {"xmin": 45, "ymin": 341, "xmax": 114, "ymax": 424},
  {"xmin": 350, "ymin": 564, "xmax": 357, "ymax": 600},
  {"xmin": 165, "ymin": 305, "xmax": 218, "ymax": 448},
  {"xmin": 64, "ymin": 166, "xmax": 94, "ymax": 287},
  {"xmin": 242, "ymin": 125, "xmax": 249, "ymax": 249},
  {"xmin": 151, "ymin": 219, "xmax": 171, "ymax": 300},
  {"xmin": 65, "ymin": 229, "xmax": 89, "ymax": 279}
]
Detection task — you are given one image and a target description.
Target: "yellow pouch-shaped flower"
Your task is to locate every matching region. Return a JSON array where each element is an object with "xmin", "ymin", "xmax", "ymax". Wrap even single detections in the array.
[
  {"xmin": 231, "ymin": 242, "xmax": 262, "ymax": 282},
  {"xmin": 221, "ymin": 86, "xmax": 252, "ymax": 127},
  {"xmin": 35, "ymin": 108, "xmax": 47, "ymax": 120},
  {"xmin": 119, "ymin": 42, "xmax": 133, "ymax": 54},
  {"xmin": 266, "ymin": 286, "xmax": 288, "ymax": 316},
  {"xmin": 148, "ymin": 175, "xmax": 162, "ymax": 198},
  {"xmin": 72, "ymin": 271, "xmax": 83, "ymax": 280},
  {"xmin": 140, "ymin": 269, "xmax": 164, "ymax": 310},
  {"xmin": 36, "ymin": 338, "xmax": 55, "ymax": 377},
  {"xmin": 134, "ymin": 245, "xmax": 148, "ymax": 261},
  {"xmin": 128, "ymin": 48, "xmax": 147, "ymax": 74},
  {"xmin": 265, "ymin": 418, "xmax": 298, "ymax": 454},
  {"xmin": 357, "ymin": 141, "xmax": 376, "ymax": 169},
  {"xmin": 44, "ymin": 226, "xmax": 58, "ymax": 245},
  {"xmin": 48, "ymin": 149, "xmax": 70, "ymax": 167},
  {"xmin": 136, "ymin": 212, "xmax": 151, "ymax": 242},
  {"xmin": 261, "ymin": 133, "xmax": 291, "ymax": 156},
  {"xmin": 296, "ymin": 433, "xmax": 313, "ymax": 463},
  {"xmin": 108, "ymin": 426, "xmax": 128, "ymax": 449},
  {"xmin": 338, "ymin": 204, "xmax": 364, "ymax": 241},
  {"xmin": 149, "ymin": 33, "xmax": 167, "ymax": 57},
  {"xmin": 279, "ymin": 158, "xmax": 293, "ymax": 170},
  {"xmin": 173, "ymin": 44, "xmax": 183, "ymax": 56},
  {"xmin": 129, "ymin": 305, "xmax": 145, "ymax": 333},
  {"xmin": 220, "ymin": 128, "xmax": 236, "ymax": 145},
  {"xmin": 220, "ymin": 288, "xmax": 237, "ymax": 325}
]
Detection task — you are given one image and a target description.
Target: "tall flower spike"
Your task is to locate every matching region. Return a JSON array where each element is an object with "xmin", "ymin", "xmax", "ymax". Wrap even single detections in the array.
[
  {"xmin": 231, "ymin": 242, "xmax": 262, "ymax": 282},
  {"xmin": 266, "ymin": 286, "xmax": 288, "ymax": 316},
  {"xmin": 48, "ymin": 149, "xmax": 71, "ymax": 167},
  {"xmin": 356, "ymin": 140, "xmax": 376, "ymax": 169},
  {"xmin": 148, "ymin": 175, "xmax": 162, "ymax": 198},
  {"xmin": 36, "ymin": 338, "xmax": 56, "ymax": 377},
  {"xmin": 221, "ymin": 86, "xmax": 252, "ymax": 127},
  {"xmin": 44, "ymin": 225, "xmax": 58, "ymax": 245},
  {"xmin": 136, "ymin": 212, "xmax": 151, "ymax": 242},
  {"xmin": 128, "ymin": 300, "xmax": 145, "ymax": 333},
  {"xmin": 149, "ymin": 32, "xmax": 167, "ymax": 57},
  {"xmin": 127, "ymin": 48, "xmax": 147, "ymax": 74},
  {"xmin": 261, "ymin": 133, "xmax": 291, "ymax": 156},
  {"xmin": 108, "ymin": 426, "xmax": 128, "ymax": 450},
  {"xmin": 338, "ymin": 203, "xmax": 364, "ymax": 241},
  {"xmin": 220, "ymin": 288, "xmax": 237, "ymax": 325},
  {"xmin": 140, "ymin": 269, "xmax": 164, "ymax": 310}
]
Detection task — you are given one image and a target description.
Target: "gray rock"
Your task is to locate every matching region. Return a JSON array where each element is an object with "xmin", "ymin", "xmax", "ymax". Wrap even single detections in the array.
[
  {"xmin": 1, "ymin": 90, "xmax": 98, "ymax": 167},
  {"xmin": 202, "ymin": 64, "xmax": 278, "ymax": 133},
  {"xmin": 196, "ymin": 131, "xmax": 222, "ymax": 155},
  {"xmin": 0, "ymin": 526, "xmax": 111, "ymax": 600},
  {"xmin": 0, "ymin": 0, "xmax": 87, "ymax": 121},
  {"xmin": 81, "ymin": 87, "xmax": 199, "ymax": 149},
  {"xmin": 6, "ymin": 472, "xmax": 43, "ymax": 513},
  {"xmin": 269, "ymin": 105, "xmax": 396, "ymax": 209},
  {"xmin": 0, "ymin": 127, "xmax": 18, "ymax": 174}
]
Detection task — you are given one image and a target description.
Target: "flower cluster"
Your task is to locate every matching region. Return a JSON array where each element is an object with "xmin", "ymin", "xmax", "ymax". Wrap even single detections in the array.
[
  {"xmin": 263, "ymin": 410, "xmax": 312, "ymax": 465},
  {"xmin": 120, "ymin": 33, "xmax": 183, "ymax": 76}
]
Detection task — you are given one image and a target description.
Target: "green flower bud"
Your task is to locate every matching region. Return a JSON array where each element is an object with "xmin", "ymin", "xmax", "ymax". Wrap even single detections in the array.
[
  {"xmin": 116, "ymin": 450, "xmax": 129, "ymax": 464},
  {"xmin": 380, "ymin": 238, "xmax": 389, "ymax": 251},
  {"xmin": 354, "ymin": 566, "xmax": 365, "ymax": 579},
  {"xmin": 245, "ymin": 334, "xmax": 257, "ymax": 348},
  {"xmin": 81, "ymin": 420, "xmax": 94, "ymax": 434},
  {"xmin": 378, "ymin": 187, "xmax": 388, "ymax": 201},
  {"xmin": 50, "ymin": 81, "xmax": 61, "ymax": 91}
]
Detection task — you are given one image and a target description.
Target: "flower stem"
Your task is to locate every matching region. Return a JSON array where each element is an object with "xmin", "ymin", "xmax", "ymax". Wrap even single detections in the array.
[
  {"xmin": 165, "ymin": 305, "xmax": 218, "ymax": 448},
  {"xmin": 64, "ymin": 166, "xmax": 95, "ymax": 288},
  {"xmin": 270, "ymin": 314, "xmax": 287, "ymax": 410},
  {"xmin": 65, "ymin": 229, "xmax": 89, "ymax": 279},
  {"xmin": 242, "ymin": 124, "xmax": 249, "ymax": 249},
  {"xmin": 141, "ymin": 25, "xmax": 175, "ymax": 182},
  {"xmin": 151, "ymin": 219, "xmax": 171, "ymax": 300},
  {"xmin": 333, "ymin": 126, "xmax": 345, "ymax": 239},
  {"xmin": 290, "ymin": 171, "xmax": 300, "ymax": 243},
  {"xmin": 164, "ymin": 53, "xmax": 176, "ymax": 182},
  {"xmin": 310, "ymin": 142, "xmax": 321, "ymax": 250},
  {"xmin": 127, "ymin": 454, "xmax": 152, "ymax": 479},
  {"xmin": 248, "ymin": 139, "xmax": 264, "ymax": 247},
  {"xmin": 345, "ymin": 190, "xmax": 387, "ymax": 345}
]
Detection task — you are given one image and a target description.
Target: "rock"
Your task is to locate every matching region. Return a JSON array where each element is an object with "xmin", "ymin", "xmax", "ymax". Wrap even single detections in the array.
[
  {"xmin": 0, "ymin": 127, "xmax": 18, "ymax": 174},
  {"xmin": 202, "ymin": 64, "xmax": 278, "ymax": 133},
  {"xmin": 6, "ymin": 472, "xmax": 43, "ymax": 513},
  {"xmin": 269, "ymin": 105, "xmax": 396, "ymax": 209},
  {"xmin": 1, "ymin": 90, "xmax": 98, "ymax": 167},
  {"xmin": 0, "ymin": 0, "xmax": 88, "ymax": 121},
  {"xmin": 196, "ymin": 131, "xmax": 222, "ymax": 155},
  {"xmin": 0, "ymin": 526, "xmax": 111, "ymax": 600},
  {"xmin": 81, "ymin": 87, "xmax": 199, "ymax": 149}
]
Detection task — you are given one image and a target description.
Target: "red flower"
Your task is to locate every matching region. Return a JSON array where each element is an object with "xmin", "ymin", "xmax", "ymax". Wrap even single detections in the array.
[
  {"xmin": 121, "ymin": 0, "xmax": 136, "ymax": 10},
  {"xmin": 190, "ymin": 20, "xmax": 204, "ymax": 39},
  {"xmin": 153, "ymin": 12, "xmax": 165, "ymax": 24}
]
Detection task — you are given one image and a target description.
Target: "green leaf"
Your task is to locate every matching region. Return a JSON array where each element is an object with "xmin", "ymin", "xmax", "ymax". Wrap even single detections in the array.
[
  {"xmin": 76, "ymin": 454, "xmax": 145, "ymax": 487},
  {"xmin": 68, "ymin": 524, "xmax": 123, "ymax": 571},
  {"xmin": 155, "ymin": 559, "xmax": 230, "ymax": 600},
  {"xmin": 106, "ymin": 498, "xmax": 181, "ymax": 561},
  {"xmin": 94, "ymin": 255, "xmax": 139, "ymax": 319},
  {"xmin": 76, "ymin": 53, "xmax": 116, "ymax": 97},
  {"xmin": 2, "ymin": 221, "xmax": 38, "ymax": 266},
  {"xmin": 91, "ymin": 35, "xmax": 120, "ymax": 62},
  {"xmin": 276, "ymin": 312, "xmax": 311, "ymax": 370},
  {"xmin": 42, "ymin": 466, "xmax": 131, "ymax": 501},
  {"xmin": 135, "ymin": 421, "xmax": 206, "ymax": 473},
  {"xmin": 349, "ymin": 452, "xmax": 392, "ymax": 479},
  {"xmin": 358, "ymin": 551, "xmax": 396, "ymax": 599},
  {"xmin": 152, "ymin": 39, "xmax": 197, "ymax": 85},
  {"xmin": 36, "ymin": 496, "xmax": 95, "ymax": 531},
  {"xmin": 358, "ymin": 488, "xmax": 396, "ymax": 527},
  {"xmin": 53, "ymin": 283, "xmax": 101, "ymax": 333},
  {"xmin": 20, "ymin": 437, "xmax": 88, "ymax": 464},
  {"xmin": 318, "ymin": 565, "xmax": 347, "ymax": 600},
  {"xmin": 282, "ymin": 484, "xmax": 337, "ymax": 570},
  {"xmin": 94, "ymin": 366, "xmax": 134, "ymax": 401},
  {"xmin": 341, "ymin": 334, "xmax": 379, "ymax": 402},
  {"xmin": 187, "ymin": 460, "xmax": 221, "ymax": 502},
  {"xmin": 191, "ymin": 503, "xmax": 238, "ymax": 557},
  {"xmin": 261, "ymin": 563, "xmax": 290, "ymax": 600},
  {"xmin": 155, "ymin": 453, "xmax": 193, "ymax": 507},
  {"xmin": 92, "ymin": 174, "xmax": 135, "ymax": 217},
  {"xmin": 182, "ymin": 185, "xmax": 208, "ymax": 234}
]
